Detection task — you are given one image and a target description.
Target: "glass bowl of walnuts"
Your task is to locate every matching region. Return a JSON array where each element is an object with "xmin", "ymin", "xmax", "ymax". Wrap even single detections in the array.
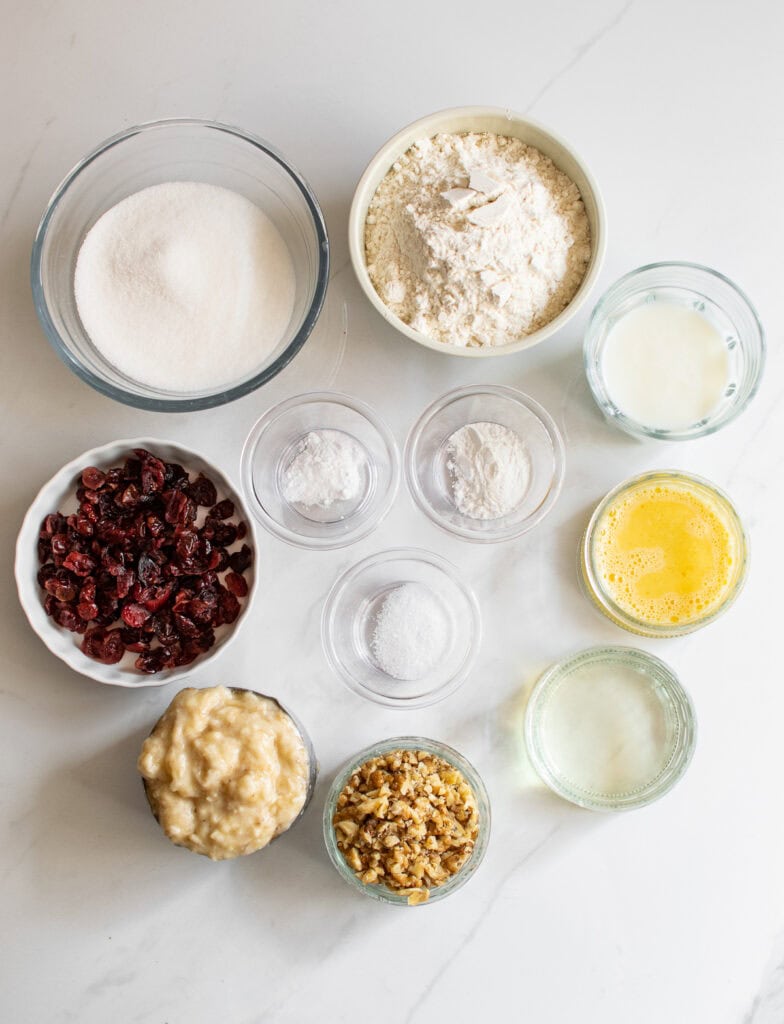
[{"xmin": 323, "ymin": 736, "xmax": 491, "ymax": 906}]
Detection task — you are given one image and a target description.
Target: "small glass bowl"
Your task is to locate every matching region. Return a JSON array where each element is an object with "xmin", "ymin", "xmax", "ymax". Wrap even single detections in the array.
[
  {"xmin": 405, "ymin": 385, "xmax": 565, "ymax": 543},
  {"xmin": 323, "ymin": 736, "xmax": 491, "ymax": 905},
  {"xmin": 240, "ymin": 392, "xmax": 400, "ymax": 550},
  {"xmin": 321, "ymin": 548, "xmax": 481, "ymax": 708},
  {"xmin": 580, "ymin": 470, "xmax": 749, "ymax": 638},
  {"xmin": 584, "ymin": 262, "xmax": 765, "ymax": 440},
  {"xmin": 31, "ymin": 119, "xmax": 329, "ymax": 412},
  {"xmin": 524, "ymin": 647, "xmax": 696, "ymax": 811}
]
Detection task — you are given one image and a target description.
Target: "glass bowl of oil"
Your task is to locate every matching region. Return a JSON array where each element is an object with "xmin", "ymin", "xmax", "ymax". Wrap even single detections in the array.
[{"xmin": 524, "ymin": 646, "xmax": 696, "ymax": 811}]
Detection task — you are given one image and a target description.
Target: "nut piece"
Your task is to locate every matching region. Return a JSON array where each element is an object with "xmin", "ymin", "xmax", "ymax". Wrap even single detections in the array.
[{"xmin": 333, "ymin": 748, "xmax": 480, "ymax": 904}]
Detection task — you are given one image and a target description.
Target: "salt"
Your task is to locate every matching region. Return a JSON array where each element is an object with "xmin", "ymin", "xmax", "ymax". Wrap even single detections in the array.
[
  {"xmin": 74, "ymin": 181, "xmax": 296, "ymax": 393},
  {"xmin": 370, "ymin": 583, "xmax": 449, "ymax": 681}
]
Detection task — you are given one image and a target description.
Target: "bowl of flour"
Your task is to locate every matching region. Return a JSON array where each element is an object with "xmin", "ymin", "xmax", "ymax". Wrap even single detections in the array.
[
  {"xmin": 349, "ymin": 106, "xmax": 606, "ymax": 356},
  {"xmin": 32, "ymin": 119, "xmax": 329, "ymax": 410}
]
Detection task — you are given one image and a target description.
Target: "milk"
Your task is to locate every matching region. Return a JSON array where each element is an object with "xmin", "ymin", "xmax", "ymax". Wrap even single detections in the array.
[{"xmin": 601, "ymin": 301, "xmax": 730, "ymax": 430}]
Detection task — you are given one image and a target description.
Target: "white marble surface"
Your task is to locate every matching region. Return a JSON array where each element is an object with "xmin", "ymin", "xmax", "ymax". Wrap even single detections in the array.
[{"xmin": 2, "ymin": 1, "xmax": 783, "ymax": 1021}]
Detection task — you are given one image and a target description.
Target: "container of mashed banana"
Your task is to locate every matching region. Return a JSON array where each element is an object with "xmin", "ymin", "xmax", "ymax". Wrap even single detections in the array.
[
  {"xmin": 137, "ymin": 685, "xmax": 317, "ymax": 859},
  {"xmin": 580, "ymin": 470, "xmax": 748, "ymax": 638}
]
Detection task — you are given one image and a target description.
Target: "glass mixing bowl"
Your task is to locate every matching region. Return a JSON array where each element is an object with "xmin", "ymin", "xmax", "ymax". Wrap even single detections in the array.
[{"xmin": 31, "ymin": 119, "xmax": 329, "ymax": 411}]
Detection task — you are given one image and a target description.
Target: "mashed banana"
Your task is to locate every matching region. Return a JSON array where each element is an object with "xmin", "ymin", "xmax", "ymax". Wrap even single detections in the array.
[{"xmin": 138, "ymin": 686, "xmax": 311, "ymax": 860}]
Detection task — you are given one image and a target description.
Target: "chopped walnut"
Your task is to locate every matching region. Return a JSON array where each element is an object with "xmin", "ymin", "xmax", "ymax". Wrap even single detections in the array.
[{"xmin": 333, "ymin": 748, "xmax": 480, "ymax": 905}]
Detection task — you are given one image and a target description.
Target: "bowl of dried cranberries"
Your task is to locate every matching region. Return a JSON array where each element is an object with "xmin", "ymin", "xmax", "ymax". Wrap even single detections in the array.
[{"xmin": 15, "ymin": 438, "xmax": 257, "ymax": 686}]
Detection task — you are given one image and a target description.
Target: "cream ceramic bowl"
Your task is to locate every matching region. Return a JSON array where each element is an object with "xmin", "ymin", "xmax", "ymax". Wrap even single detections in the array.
[
  {"xmin": 15, "ymin": 437, "xmax": 258, "ymax": 687},
  {"xmin": 348, "ymin": 105, "xmax": 607, "ymax": 357}
]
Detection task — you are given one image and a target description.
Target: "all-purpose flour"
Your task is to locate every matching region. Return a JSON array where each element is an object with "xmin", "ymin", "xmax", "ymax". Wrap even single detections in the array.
[
  {"xmin": 74, "ymin": 182, "xmax": 296, "ymax": 393},
  {"xmin": 365, "ymin": 132, "xmax": 591, "ymax": 348}
]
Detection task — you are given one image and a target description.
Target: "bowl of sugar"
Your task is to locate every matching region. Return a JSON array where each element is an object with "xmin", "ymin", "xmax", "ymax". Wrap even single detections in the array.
[
  {"xmin": 31, "ymin": 119, "xmax": 329, "ymax": 411},
  {"xmin": 584, "ymin": 262, "xmax": 765, "ymax": 440}
]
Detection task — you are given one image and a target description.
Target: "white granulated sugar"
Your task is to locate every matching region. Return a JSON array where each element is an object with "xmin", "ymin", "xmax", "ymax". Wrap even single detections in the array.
[
  {"xmin": 447, "ymin": 421, "xmax": 530, "ymax": 520},
  {"xmin": 74, "ymin": 181, "xmax": 296, "ymax": 392},
  {"xmin": 282, "ymin": 429, "xmax": 366, "ymax": 509},
  {"xmin": 371, "ymin": 582, "xmax": 449, "ymax": 681},
  {"xmin": 365, "ymin": 132, "xmax": 591, "ymax": 347}
]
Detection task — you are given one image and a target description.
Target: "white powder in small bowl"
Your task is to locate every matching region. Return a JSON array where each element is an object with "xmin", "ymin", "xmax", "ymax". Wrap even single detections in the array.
[
  {"xmin": 282, "ymin": 429, "xmax": 366, "ymax": 509},
  {"xmin": 446, "ymin": 421, "xmax": 530, "ymax": 520},
  {"xmin": 74, "ymin": 181, "xmax": 296, "ymax": 393},
  {"xmin": 370, "ymin": 582, "xmax": 450, "ymax": 681}
]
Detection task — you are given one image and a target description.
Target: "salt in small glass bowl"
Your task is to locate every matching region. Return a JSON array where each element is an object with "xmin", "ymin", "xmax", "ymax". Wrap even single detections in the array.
[
  {"xmin": 524, "ymin": 646, "xmax": 696, "ymax": 811},
  {"xmin": 240, "ymin": 391, "xmax": 400, "ymax": 550},
  {"xmin": 405, "ymin": 384, "xmax": 565, "ymax": 543},
  {"xmin": 323, "ymin": 735, "xmax": 491, "ymax": 905},
  {"xmin": 31, "ymin": 118, "xmax": 329, "ymax": 412},
  {"xmin": 583, "ymin": 261, "xmax": 765, "ymax": 440},
  {"xmin": 321, "ymin": 548, "xmax": 481, "ymax": 708}
]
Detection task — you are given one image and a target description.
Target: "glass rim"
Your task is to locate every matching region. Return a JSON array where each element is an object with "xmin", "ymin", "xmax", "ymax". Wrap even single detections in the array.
[
  {"xmin": 320, "ymin": 546, "xmax": 482, "ymax": 707},
  {"xmin": 404, "ymin": 383, "xmax": 566, "ymax": 543},
  {"xmin": 240, "ymin": 390, "xmax": 401, "ymax": 550},
  {"xmin": 584, "ymin": 260, "xmax": 766, "ymax": 441},
  {"xmin": 524, "ymin": 645, "xmax": 697, "ymax": 811},
  {"xmin": 30, "ymin": 117, "xmax": 330, "ymax": 412},
  {"xmin": 581, "ymin": 469, "xmax": 749, "ymax": 637},
  {"xmin": 322, "ymin": 735, "xmax": 491, "ymax": 905}
]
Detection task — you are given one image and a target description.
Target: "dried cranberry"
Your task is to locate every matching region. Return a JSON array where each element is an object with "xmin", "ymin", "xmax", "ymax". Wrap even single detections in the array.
[
  {"xmin": 81, "ymin": 627, "xmax": 124, "ymax": 665},
  {"xmin": 211, "ymin": 523, "xmax": 237, "ymax": 547},
  {"xmin": 236, "ymin": 521, "xmax": 247, "ymax": 541},
  {"xmin": 119, "ymin": 627, "xmax": 149, "ymax": 653},
  {"xmin": 164, "ymin": 462, "xmax": 188, "ymax": 488},
  {"xmin": 216, "ymin": 588, "xmax": 240, "ymax": 625},
  {"xmin": 81, "ymin": 467, "xmax": 106, "ymax": 490},
  {"xmin": 121, "ymin": 603, "xmax": 151, "ymax": 628},
  {"xmin": 117, "ymin": 483, "xmax": 140, "ymax": 509},
  {"xmin": 146, "ymin": 514, "xmax": 165, "ymax": 538},
  {"xmin": 139, "ymin": 453, "xmax": 166, "ymax": 495},
  {"xmin": 173, "ymin": 643, "xmax": 200, "ymax": 667},
  {"xmin": 188, "ymin": 474, "xmax": 218, "ymax": 507},
  {"xmin": 173, "ymin": 612, "xmax": 200, "ymax": 637},
  {"xmin": 163, "ymin": 490, "xmax": 195, "ymax": 526},
  {"xmin": 225, "ymin": 572, "xmax": 248, "ymax": 598},
  {"xmin": 137, "ymin": 553, "xmax": 160, "ymax": 587},
  {"xmin": 123, "ymin": 457, "xmax": 142, "ymax": 480},
  {"xmin": 51, "ymin": 533, "xmax": 69, "ymax": 557},
  {"xmin": 115, "ymin": 568, "xmax": 134, "ymax": 599},
  {"xmin": 188, "ymin": 593, "xmax": 217, "ymax": 623},
  {"xmin": 77, "ymin": 602, "xmax": 99, "ymax": 621},
  {"xmin": 229, "ymin": 545, "xmax": 253, "ymax": 574},
  {"xmin": 42, "ymin": 513, "xmax": 67, "ymax": 535},
  {"xmin": 135, "ymin": 648, "xmax": 170, "ymax": 674},
  {"xmin": 143, "ymin": 583, "xmax": 173, "ymax": 613},
  {"xmin": 52, "ymin": 602, "xmax": 81, "ymax": 631},
  {"xmin": 210, "ymin": 499, "xmax": 234, "ymax": 521},
  {"xmin": 63, "ymin": 552, "xmax": 96, "ymax": 577}
]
